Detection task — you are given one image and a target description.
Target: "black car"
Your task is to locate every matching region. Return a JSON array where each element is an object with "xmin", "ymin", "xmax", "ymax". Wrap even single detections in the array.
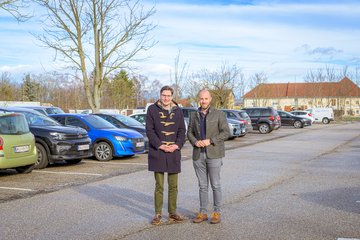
[
  {"xmin": 93, "ymin": 113, "xmax": 149, "ymax": 151},
  {"xmin": 0, "ymin": 107, "xmax": 92, "ymax": 169},
  {"xmin": 277, "ymin": 110, "xmax": 312, "ymax": 128},
  {"xmin": 242, "ymin": 107, "xmax": 281, "ymax": 134}
]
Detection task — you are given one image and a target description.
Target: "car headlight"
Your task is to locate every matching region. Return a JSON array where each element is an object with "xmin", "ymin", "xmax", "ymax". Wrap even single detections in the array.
[
  {"xmin": 114, "ymin": 136, "xmax": 128, "ymax": 141},
  {"xmin": 50, "ymin": 132, "xmax": 66, "ymax": 140}
]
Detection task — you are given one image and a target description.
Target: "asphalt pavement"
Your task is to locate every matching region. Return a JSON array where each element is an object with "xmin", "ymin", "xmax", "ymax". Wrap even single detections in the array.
[{"xmin": 0, "ymin": 122, "xmax": 359, "ymax": 240}]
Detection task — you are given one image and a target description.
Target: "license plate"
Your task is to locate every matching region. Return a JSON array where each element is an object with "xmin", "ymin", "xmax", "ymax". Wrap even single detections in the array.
[
  {"xmin": 77, "ymin": 144, "xmax": 90, "ymax": 151},
  {"xmin": 136, "ymin": 142, "xmax": 145, "ymax": 147},
  {"xmin": 14, "ymin": 145, "xmax": 30, "ymax": 153}
]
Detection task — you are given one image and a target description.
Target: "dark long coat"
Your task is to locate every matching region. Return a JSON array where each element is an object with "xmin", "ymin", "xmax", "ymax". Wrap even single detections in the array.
[{"xmin": 146, "ymin": 101, "xmax": 186, "ymax": 173}]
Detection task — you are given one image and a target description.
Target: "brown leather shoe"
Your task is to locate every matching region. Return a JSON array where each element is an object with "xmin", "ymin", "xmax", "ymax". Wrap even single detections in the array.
[
  {"xmin": 169, "ymin": 213, "xmax": 185, "ymax": 223},
  {"xmin": 210, "ymin": 212, "xmax": 221, "ymax": 224},
  {"xmin": 151, "ymin": 214, "xmax": 162, "ymax": 225},
  {"xmin": 192, "ymin": 213, "xmax": 208, "ymax": 223}
]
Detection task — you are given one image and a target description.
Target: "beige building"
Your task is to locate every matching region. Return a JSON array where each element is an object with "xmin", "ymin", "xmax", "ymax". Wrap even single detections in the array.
[{"xmin": 243, "ymin": 77, "xmax": 360, "ymax": 116}]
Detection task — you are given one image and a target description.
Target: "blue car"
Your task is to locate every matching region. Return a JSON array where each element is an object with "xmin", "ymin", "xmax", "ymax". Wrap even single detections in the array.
[{"xmin": 50, "ymin": 114, "xmax": 145, "ymax": 161}]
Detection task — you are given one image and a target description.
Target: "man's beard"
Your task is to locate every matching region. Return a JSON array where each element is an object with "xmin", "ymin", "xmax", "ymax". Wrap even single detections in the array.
[{"xmin": 201, "ymin": 104, "xmax": 210, "ymax": 111}]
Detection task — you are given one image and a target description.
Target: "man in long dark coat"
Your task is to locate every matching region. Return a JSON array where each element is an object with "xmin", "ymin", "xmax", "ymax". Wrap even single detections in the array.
[{"xmin": 146, "ymin": 85, "xmax": 186, "ymax": 225}]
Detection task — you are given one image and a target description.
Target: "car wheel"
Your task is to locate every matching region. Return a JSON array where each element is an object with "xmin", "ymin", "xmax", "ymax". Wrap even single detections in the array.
[
  {"xmin": 65, "ymin": 159, "xmax": 82, "ymax": 165},
  {"xmin": 293, "ymin": 120, "xmax": 302, "ymax": 128},
  {"xmin": 35, "ymin": 143, "xmax": 49, "ymax": 169},
  {"xmin": 15, "ymin": 164, "xmax": 35, "ymax": 174},
  {"xmin": 258, "ymin": 123, "xmax": 270, "ymax": 134},
  {"xmin": 94, "ymin": 142, "xmax": 113, "ymax": 161},
  {"xmin": 322, "ymin": 118, "xmax": 330, "ymax": 124}
]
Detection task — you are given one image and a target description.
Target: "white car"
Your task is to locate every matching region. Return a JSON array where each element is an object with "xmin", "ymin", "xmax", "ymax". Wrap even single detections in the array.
[
  {"xmin": 290, "ymin": 110, "xmax": 315, "ymax": 124},
  {"xmin": 305, "ymin": 108, "xmax": 334, "ymax": 124}
]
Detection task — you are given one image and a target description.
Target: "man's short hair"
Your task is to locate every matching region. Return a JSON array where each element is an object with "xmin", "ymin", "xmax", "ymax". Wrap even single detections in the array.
[
  {"xmin": 160, "ymin": 86, "xmax": 174, "ymax": 95},
  {"xmin": 198, "ymin": 88, "xmax": 211, "ymax": 97}
]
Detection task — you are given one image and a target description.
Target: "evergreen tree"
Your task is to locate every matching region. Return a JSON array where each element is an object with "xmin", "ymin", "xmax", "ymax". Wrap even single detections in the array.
[{"xmin": 21, "ymin": 74, "xmax": 39, "ymax": 101}]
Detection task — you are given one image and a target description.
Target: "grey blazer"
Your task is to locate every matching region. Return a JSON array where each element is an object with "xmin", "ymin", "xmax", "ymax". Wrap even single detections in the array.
[{"xmin": 187, "ymin": 106, "xmax": 230, "ymax": 160}]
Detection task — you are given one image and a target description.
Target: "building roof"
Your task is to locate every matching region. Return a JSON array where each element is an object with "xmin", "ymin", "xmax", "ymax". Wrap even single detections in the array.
[{"xmin": 243, "ymin": 77, "xmax": 360, "ymax": 99}]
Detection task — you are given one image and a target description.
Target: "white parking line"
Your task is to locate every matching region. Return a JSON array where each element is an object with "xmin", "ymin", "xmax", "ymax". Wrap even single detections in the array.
[
  {"xmin": 338, "ymin": 238, "xmax": 360, "ymax": 240},
  {"xmin": 32, "ymin": 170, "xmax": 102, "ymax": 176},
  {"xmin": 0, "ymin": 187, "xmax": 34, "ymax": 191},
  {"xmin": 83, "ymin": 160, "xmax": 147, "ymax": 166}
]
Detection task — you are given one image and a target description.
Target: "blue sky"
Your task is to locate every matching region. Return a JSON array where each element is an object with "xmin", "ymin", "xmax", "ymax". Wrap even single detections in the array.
[{"xmin": 0, "ymin": 0, "xmax": 359, "ymax": 85}]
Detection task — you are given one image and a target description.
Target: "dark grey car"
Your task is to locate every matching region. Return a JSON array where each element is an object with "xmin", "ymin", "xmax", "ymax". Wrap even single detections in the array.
[
  {"xmin": 242, "ymin": 107, "xmax": 281, "ymax": 134},
  {"xmin": 221, "ymin": 109, "xmax": 253, "ymax": 133}
]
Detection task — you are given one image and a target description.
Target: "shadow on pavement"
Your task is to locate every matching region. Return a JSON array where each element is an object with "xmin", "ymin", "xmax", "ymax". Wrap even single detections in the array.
[
  {"xmin": 300, "ymin": 187, "xmax": 360, "ymax": 214},
  {"xmin": 76, "ymin": 184, "xmax": 194, "ymax": 220}
]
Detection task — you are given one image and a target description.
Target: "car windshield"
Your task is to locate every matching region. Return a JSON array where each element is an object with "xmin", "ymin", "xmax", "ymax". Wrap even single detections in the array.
[
  {"xmin": 45, "ymin": 107, "xmax": 65, "ymax": 115},
  {"xmin": 22, "ymin": 112, "xmax": 61, "ymax": 126},
  {"xmin": 83, "ymin": 115, "xmax": 116, "ymax": 129},
  {"xmin": 238, "ymin": 111, "xmax": 248, "ymax": 118},
  {"xmin": 0, "ymin": 114, "xmax": 30, "ymax": 134},
  {"xmin": 297, "ymin": 112, "xmax": 308, "ymax": 115},
  {"xmin": 113, "ymin": 115, "xmax": 143, "ymax": 127}
]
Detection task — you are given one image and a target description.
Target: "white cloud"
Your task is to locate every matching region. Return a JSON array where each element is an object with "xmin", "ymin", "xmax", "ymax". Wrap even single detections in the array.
[{"xmin": 1, "ymin": 0, "xmax": 359, "ymax": 85}]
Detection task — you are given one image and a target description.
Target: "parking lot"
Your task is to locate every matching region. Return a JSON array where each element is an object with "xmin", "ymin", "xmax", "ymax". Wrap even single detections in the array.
[{"xmin": 0, "ymin": 124, "xmax": 338, "ymax": 203}]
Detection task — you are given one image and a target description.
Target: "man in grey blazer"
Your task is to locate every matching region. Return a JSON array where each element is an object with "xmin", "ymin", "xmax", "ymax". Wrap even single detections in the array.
[{"xmin": 187, "ymin": 89, "xmax": 230, "ymax": 224}]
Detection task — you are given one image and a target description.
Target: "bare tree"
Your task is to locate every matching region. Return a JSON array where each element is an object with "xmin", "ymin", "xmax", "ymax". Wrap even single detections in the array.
[
  {"xmin": 248, "ymin": 72, "xmax": 268, "ymax": 107},
  {"xmin": 184, "ymin": 73, "xmax": 203, "ymax": 106},
  {"xmin": 170, "ymin": 49, "xmax": 188, "ymax": 101},
  {"xmin": 34, "ymin": 0, "xmax": 157, "ymax": 113},
  {"xmin": 131, "ymin": 74, "xmax": 145, "ymax": 107},
  {"xmin": 304, "ymin": 65, "xmax": 345, "ymax": 83},
  {"xmin": 0, "ymin": 0, "xmax": 29, "ymax": 21},
  {"xmin": 143, "ymin": 79, "xmax": 161, "ymax": 102},
  {"xmin": 304, "ymin": 65, "xmax": 348, "ymax": 108},
  {"xmin": 186, "ymin": 63, "xmax": 244, "ymax": 108},
  {"xmin": 0, "ymin": 72, "xmax": 17, "ymax": 100}
]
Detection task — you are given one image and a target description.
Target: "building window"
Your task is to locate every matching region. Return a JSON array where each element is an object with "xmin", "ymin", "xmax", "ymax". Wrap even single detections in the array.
[
  {"xmin": 318, "ymin": 101, "xmax": 322, "ymax": 105},
  {"xmin": 346, "ymin": 101, "xmax": 350, "ymax": 105},
  {"xmin": 356, "ymin": 101, "xmax": 359, "ymax": 105},
  {"xmin": 308, "ymin": 100, "xmax": 313, "ymax": 105},
  {"xmin": 330, "ymin": 99, "xmax": 336, "ymax": 106}
]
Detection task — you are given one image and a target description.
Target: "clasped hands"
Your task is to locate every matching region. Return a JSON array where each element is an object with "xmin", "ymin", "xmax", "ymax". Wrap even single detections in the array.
[
  {"xmin": 195, "ymin": 139, "xmax": 211, "ymax": 148},
  {"xmin": 159, "ymin": 144, "xmax": 179, "ymax": 152}
]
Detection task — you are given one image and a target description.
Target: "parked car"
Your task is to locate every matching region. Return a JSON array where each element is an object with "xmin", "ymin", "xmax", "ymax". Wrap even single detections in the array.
[
  {"xmin": 0, "ymin": 112, "xmax": 37, "ymax": 173},
  {"xmin": 290, "ymin": 110, "xmax": 315, "ymax": 123},
  {"xmin": 15, "ymin": 105, "xmax": 65, "ymax": 116},
  {"xmin": 227, "ymin": 118, "xmax": 246, "ymax": 139},
  {"xmin": 181, "ymin": 107, "xmax": 245, "ymax": 139},
  {"xmin": 93, "ymin": 113, "xmax": 149, "ymax": 151},
  {"xmin": 242, "ymin": 107, "xmax": 281, "ymax": 134},
  {"xmin": 129, "ymin": 113, "xmax": 146, "ymax": 125},
  {"xmin": 0, "ymin": 107, "xmax": 92, "ymax": 169},
  {"xmin": 181, "ymin": 107, "xmax": 198, "ymax": 125},
  {"xmin": 277, "ymin": 110, "xmax": 312, "ymax": 128},
  {"xmin": 305, "ymin": 108, "xmax": 334, "ymax": 124},
  {"xmin": 221, "ymin": 109, "xmax": 253, "ymax": 133},
  {"xmin": 130, "ymin": 110, "xmax": 189, "ymax": 136},
  {"xmin": 50, "ymin": 114, "xmax": 145, "ymax": 161}
]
